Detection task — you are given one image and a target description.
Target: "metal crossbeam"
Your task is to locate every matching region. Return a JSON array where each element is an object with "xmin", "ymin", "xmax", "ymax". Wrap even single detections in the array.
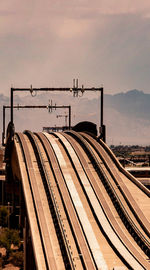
[
  {"xmin": 3, "ymin": 104, "xmax": 71, "ymax": 145},
  {"xmin": 10, "ymin": 82, "xmax": 105, "ymax": 141}
]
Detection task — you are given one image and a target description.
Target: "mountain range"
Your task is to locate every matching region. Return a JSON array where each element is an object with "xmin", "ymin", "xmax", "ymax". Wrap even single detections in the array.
[{"xmin": 0, "ymin": 89, "xmax": 150, "ymax": 145}]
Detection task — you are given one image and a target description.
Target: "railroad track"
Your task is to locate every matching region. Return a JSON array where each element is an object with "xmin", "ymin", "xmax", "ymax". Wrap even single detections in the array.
[
  {"xmin": 13, "ymin": 131, "xmax": 150, "ymax": 269},
  {"xmin": 51, "ymin": 131, "xmax": 150, "ymax": 269},
  {"xmin": 15, "ymin": 132, "xmax": 67, "ymax": 269},
  {"xmin": 78, "ymin": 132, "xmax": 150, "ymax": 238}
]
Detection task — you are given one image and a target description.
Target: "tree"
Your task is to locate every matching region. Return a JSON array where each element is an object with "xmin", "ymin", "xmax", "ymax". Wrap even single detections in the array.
[
  {"xmin": 0, "ymin": 228, "xmax": 20, "ymax": 258},
  {"xmin": 11, "ymin": 251, "xmax": 23, "ymax": 268},
  {"xmin": 0, "ymin": 206, "xmax": 8, "ymax": 227}
]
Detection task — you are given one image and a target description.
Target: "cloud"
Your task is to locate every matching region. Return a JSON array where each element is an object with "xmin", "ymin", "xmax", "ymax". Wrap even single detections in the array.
[{"xmin": 1, "ymin": 0, "xmax": 150, "ymax": 96}]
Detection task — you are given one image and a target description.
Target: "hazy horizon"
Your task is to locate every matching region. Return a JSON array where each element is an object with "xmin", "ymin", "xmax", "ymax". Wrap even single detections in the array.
[{"xmin": 1, "ymin": 89, "xmax": 150, "ymax": 146}]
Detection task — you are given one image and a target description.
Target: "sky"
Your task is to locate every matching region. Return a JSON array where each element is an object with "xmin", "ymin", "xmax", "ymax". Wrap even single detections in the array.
[{"xmin": 1, "ymin": 0, "xmax": 150, "ymax": 96}]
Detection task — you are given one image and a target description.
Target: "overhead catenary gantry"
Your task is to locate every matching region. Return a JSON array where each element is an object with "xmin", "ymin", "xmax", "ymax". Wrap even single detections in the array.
[
  {"xmin": 10, "ymin": 79, "xmax": 105, "ymax": 141},
  {"xmin": 3, "ymin": 104, "xmax": 71, "ymax": 146}
]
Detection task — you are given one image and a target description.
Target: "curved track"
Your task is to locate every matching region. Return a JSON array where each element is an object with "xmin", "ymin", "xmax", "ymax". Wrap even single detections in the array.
[{"xmin": 13, "ymin": 131, "xmax": 150, "ymax": 270}]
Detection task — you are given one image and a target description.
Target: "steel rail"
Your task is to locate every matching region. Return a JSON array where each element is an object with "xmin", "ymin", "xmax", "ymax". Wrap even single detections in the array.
[
  {"xmin": 16, "ymin": 132, "xmax": 70, "ymax": 270},
  {"xmin": 65, "ymin": 131, "xmax": 150, "ymax": 254},
  {"xmin": 99, "ymin": 138, "xmax": 150, "ymax": 196},
  {"xmin": 14, "ymin": 130, "xmax": 150, "ymax": 269},
  {"xmin": 25, "ymin": 130, "xmax": 78, "ymax": 270},
  {"xmin": 44, "ymin": 132, "xmax": 108, "ymax": 270},
  {"xmin": 33, "ymin": 132, "xmax": 84, "ymax": 269},
  {"xmin": 80, "ymin": 131, "xmax": 150, "ymax": 239},
  {"xmin": 53, "ymin": 131, "xmax": 150, "ymax": 270},
  {"xmin": 81, "ymin": 132, "xmax": 150, "ymax": 238},
  {"xmin": 15, "ymin": 133, "xmax": 49, "ymax": 270},
  {"xmin": 36, "ymin": 132, "xmax": 97, "ymax": 270}
]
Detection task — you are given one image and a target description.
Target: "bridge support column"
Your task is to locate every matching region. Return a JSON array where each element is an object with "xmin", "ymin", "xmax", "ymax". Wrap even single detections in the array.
[{"xmin": 23, "ymin": 216, "xmax": 36, "ymax": 270}]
